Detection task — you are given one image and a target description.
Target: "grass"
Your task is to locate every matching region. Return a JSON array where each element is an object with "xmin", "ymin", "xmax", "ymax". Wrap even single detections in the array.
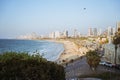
[{"xmin": 79, "ymin": 72, "xmax": 120, "ymax": 80}]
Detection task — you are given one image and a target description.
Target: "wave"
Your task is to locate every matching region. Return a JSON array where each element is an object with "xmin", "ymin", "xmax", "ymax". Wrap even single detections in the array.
[{"xmin": 0, "ymin": 39, "xmax": 64, "ymax": 61}]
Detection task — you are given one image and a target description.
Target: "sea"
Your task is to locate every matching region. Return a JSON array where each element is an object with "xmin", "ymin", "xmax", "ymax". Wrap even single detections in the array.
[{"xmin": 0, "ymin": 39, "xmax": 64, "ymax": 61}]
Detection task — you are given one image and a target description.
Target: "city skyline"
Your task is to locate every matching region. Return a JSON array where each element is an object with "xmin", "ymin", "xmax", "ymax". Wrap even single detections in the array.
[{"xmin": 0, "ymin": 0, "xmax": 120, "ymax": 39}]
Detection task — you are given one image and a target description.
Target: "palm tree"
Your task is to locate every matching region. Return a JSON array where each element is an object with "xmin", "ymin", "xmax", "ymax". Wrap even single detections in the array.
[{"xmin": 112, "ymin": 31, "xmax": 120, "ymax": 64}]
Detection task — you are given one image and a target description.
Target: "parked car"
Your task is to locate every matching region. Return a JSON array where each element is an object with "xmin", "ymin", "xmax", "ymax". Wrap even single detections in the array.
[
  {"xmin": 105, "ymin": 62, "xmax": 113, "ymax": 67},
  {"xmin": 99, "ymin": 61, "xmax": 107, "ymax": 66},
  {"xmin": 99, "ymin": 61, "xmax": 113, "ymax": 67}
]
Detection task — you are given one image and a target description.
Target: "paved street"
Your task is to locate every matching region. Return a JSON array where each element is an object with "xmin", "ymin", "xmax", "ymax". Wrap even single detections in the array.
[{"xmin": 64, "ymin": 56, "xmax": 120, "ymax": 80}]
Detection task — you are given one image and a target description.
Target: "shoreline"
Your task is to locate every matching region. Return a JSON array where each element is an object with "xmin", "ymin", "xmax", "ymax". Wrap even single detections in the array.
[
  {"xmin": 0, "ymin": 39, "xmax": 86, "ymax": 63},
  {"xmin": 48, "ymin": 39, "xmax": 86, "ymax": 64}
]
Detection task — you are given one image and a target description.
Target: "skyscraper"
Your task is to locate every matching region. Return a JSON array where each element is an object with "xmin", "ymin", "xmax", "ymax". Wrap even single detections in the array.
[
  {"xmin": 63, "ymin": 30, "xmax": 68, "ymax": 38},
  {"xmin": 107, "ymin": 27, "xmax": 112, "ymax": 36},
  {"xmin": 113, "ymin": 27, "xmax": 116, "ymax": 35},
  {"xmin": 107, "ymin": 27, "xmax": 116, "ymax": 36},
  {"xmin": 88, "ymin": 28, "xmax": 93, "ymax": 36},
  {"xmin": 88, "ymin": 28, "xmax": 98, "ymax": 36},
  {"xmin": 98, "ymin": 28, "xmax": 102, "ymax": 36},
  {"xmin": 117, "ymin": 22, "xmax": 120, "ymax": 31},
  {"xmin": 93, "ymin": 28, "xmax": 97, "ymax": 36},
  {"xmin": 74, "ymin": 29, "xmax": 77, "ymax": 38}
]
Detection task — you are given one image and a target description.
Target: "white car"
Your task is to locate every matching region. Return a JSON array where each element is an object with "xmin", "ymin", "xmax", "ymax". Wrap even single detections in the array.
[
  {"xmin": 105, "ymin": 62, "xmax": 113, "ymax": 67},
  {"xmin": 99, "ymin": 61, "xmax": 107, "ymax": 65},
  {"xmin": 99, "ymin": 61, "xmax": 113, "ymax": 67}
]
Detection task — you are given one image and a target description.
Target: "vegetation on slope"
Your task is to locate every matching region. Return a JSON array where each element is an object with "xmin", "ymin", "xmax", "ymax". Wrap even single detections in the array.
[{"xmin": 0, "ymin": 52, "xmax": 65, "ymax": 80}]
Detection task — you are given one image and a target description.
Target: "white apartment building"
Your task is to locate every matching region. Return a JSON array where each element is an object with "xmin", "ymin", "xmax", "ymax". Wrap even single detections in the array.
[
  {"xmin": 88, "ymin": 28, "xmax": 98, "ymax": 37},
  {"xmin": 88, "ymin": 28, "xmax": 93, "ymax": 36},
  {"xmin": 54, "ymin": 31, "xmax": 61, "ymax": 38},
  {"xmin": 104, "ymin": 39, "xmax": 120, "ymax": 64},
  {"xmin": 49, "ymin": 32, "xmax": 55, "ymax": 39},
  {"xmin": 107, "ymin": 27, "xmax": 116, "ymax": 36}
]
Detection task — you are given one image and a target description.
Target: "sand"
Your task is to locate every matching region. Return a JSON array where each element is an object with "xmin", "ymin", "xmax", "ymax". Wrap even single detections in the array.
[
  {"xmin": 53, "ymin": 40, "xmax": 87, "ymax": 64},
  {"xmin": 47, "ymin": 39, "xmax": 89, "ymax": 64}
]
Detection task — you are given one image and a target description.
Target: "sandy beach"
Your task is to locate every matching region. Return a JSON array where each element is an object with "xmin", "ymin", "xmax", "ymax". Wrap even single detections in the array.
[{"xmin": 52, "ymin": 40, "xmax": 88, "ymax": 64}]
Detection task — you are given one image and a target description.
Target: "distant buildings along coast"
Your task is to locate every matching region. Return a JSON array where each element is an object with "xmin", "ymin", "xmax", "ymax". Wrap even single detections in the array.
[{"xmin": 17, "ymin": 22, "xmax": 120, "ymax": 40}]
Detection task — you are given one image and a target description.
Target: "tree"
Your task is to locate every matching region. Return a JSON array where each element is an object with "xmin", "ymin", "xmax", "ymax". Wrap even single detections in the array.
[
  {"xmin": 112, "ymin": 31, "xmax": 120, "ymax": 64},
  {"xmin": 86, "ymin": 50, "xmax": 101, "ymax": 71}
]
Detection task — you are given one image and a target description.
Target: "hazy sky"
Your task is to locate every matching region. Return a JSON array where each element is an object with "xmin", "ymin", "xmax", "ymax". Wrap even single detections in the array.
[{"xmin": 0, "ymin": 0, "xmax": 120, "ymax": 38}]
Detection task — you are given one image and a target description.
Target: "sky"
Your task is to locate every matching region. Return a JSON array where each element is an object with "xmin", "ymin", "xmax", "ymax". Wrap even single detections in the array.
[{"xmin": 0, "ymin": 0, "xmax": 120, "ymax": 38}]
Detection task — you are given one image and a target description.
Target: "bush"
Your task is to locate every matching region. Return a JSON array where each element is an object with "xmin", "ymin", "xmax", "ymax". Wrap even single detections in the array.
[{"xmin": 0, "ymin": 52, "xmax": 65, "ymax": 80}]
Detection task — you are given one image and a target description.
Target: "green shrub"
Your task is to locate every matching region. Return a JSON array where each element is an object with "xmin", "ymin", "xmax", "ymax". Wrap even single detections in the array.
[{"xmin": 0, "ymin": 52, "xmax": 65, "ymax": 80}]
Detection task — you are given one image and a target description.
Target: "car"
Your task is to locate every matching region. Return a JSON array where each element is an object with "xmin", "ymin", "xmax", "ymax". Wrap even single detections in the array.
[
  {"xmin": 99, "ymin": 61, "xmax": 107, "ymax": 66},
  {"xmin": 105, "ymin": 62, "xmax": 113, "ymax": 67},
  {"xmin": 71, "ymin": 78, "xmax": 79, "ymax": 80},
  {"xmin": 99, "ymin": 61, "xmax": 113, "ymax": 67}
]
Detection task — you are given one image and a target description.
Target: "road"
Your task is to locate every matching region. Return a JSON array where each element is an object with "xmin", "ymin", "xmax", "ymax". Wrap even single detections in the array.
[{"xmin": 64, "ymin": 56, "xmax": 120, "ymax": 80}]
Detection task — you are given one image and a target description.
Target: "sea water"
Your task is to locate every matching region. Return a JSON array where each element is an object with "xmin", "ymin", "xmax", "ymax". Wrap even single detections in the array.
[{"xmin": 0, "ymin": 39, "xmax": 64, "ymax": 61}]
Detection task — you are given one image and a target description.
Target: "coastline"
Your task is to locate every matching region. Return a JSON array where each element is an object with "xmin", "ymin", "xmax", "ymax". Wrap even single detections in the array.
[{"xmin": 48, "ymin": 39, "xmax": 85, "ymax": 64}]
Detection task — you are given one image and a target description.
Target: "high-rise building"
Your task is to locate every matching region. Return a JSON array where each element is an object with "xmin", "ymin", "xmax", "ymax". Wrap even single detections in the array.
[
  {"xmin": 74, "ymin": 29, "xmax": 77, "ymax": 38},
  {"xmin": 55, "ymin": 31, "xmax": 61, "ymax": 38},
  {"xmin": 49, "ymin": 32, "xmax": 55, "ymax": 38},
  {"xmin": 88, "ymin": 28, "xmax": 97, "ymax": 36},
  {"xmin": 117, "ymin": 22, "xmax": 120, "ymax": 31},
  {"xmin": 113, "ymin": 27, "xmax": 116, "ymax": 35},
  {"xmin": 63, "ymin": 30, "xmax": 68, "ymax": 38},
  {"xmin": 107, "ymin": 27, "xmax": 112, "ymax": 36},
  {"xmin": 104, "ymin": 42, "xmax": 120, "ymax": 64},
  {"xmin": 107, "ymin": 27, "xmax": 116, "ymax": 36},
  {"xmin": 88, "ymin": 28, "xmax": 93, "ymax": 36},
  {"xmin": 93, "ymin": 28, "xmax": 97, "ymax": 36},
  {"xmin": 98, "ymin": 29, "xmax": 102, "ymax": 36}
]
